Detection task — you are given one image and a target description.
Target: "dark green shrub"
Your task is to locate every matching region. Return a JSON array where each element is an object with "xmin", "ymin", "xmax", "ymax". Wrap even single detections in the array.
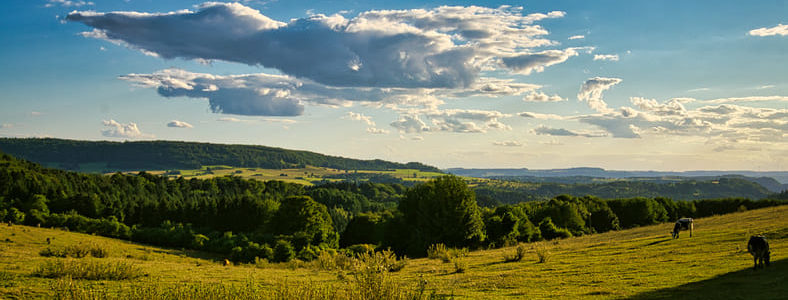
[{"xmin": 273, "ymin": 240, "xmax": 294, "ymax": 263}]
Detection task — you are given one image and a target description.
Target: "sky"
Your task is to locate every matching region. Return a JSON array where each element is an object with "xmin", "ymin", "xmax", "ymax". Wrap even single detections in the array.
[{"xmin": 0, "ymin": 0, "xmax": 786, "ymax": 171}]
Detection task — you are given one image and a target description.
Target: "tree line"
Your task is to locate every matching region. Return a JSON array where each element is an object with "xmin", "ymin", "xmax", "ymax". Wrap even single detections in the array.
[
  {"xmin": 0, "ymin": 138, "xmax": 440, "ymax": 172},
  {"xmin": 1, "ymin": 151, "xmax": 784, "ymax": 262}
]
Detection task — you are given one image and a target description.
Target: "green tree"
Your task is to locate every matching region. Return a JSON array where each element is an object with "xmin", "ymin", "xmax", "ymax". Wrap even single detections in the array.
[
  {"xmin": 272, "ymin": 196, "xmax": 337, "ymax": 248},
  {"xmin": 398, "ymin": 175, "xmax": 486, "ymax": 256},
  {"xmin": 539, "ymin": 217, "xmax": 572, "ymax": 240}
]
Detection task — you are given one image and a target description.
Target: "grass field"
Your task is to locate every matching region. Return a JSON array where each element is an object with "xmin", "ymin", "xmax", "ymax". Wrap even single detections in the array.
[
  {"xmin": 1, "ymin": 206, "xmax": 785, "ymax": 299},
  {"xmin": 123, "ymin": 166, "xmax": 445, "ymax": 186}
]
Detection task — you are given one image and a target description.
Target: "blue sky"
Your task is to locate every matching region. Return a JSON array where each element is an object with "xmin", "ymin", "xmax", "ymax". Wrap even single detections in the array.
[{"xmin": 0, "ymin": 0, "xmax": 786, "ymax": 171}]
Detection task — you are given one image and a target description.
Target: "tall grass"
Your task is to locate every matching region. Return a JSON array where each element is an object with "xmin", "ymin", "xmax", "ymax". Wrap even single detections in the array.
[
  {"xmin": 33, "ymin": 259, "xmax": 143, "ymax": 280},
  {"xmin": 427, "ymin": 243, "xmax": 467, "ymax": 263}
]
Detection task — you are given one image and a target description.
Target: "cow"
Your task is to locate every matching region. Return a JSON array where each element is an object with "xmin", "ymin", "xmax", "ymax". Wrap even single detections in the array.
[
  {"xmin": 223, "ymin": 259, "xmax": 231, "ymax": 266},
  {"xmin": 672, "ymin": 218, "xmax": 693, "ymax": 239},
  {"xmin": 747, "ymin": 236, "xmax": 770, "ymax": 270}
]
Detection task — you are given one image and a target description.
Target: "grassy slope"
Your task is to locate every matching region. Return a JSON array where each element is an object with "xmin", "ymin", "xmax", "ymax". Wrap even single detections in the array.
[
  {"xmin": 130, "ymin": 166, "xmax": 445, "ymax": 186},
  {"xmin": 1, "ymin": 206, "xmax": 786, "ymax": 299}
]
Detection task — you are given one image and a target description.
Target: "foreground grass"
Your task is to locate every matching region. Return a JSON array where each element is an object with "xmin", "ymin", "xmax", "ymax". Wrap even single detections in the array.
[{"xmin": 0, "ymin": 205, "xmax": 785, "ymax": 299}]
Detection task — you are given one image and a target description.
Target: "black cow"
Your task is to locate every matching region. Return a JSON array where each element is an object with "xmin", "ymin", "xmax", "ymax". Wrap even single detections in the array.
[
  {"xmin": 747, "ymin": 236, "xmax": 770, "ymax": 270},
  {"xmin": 672, "ymin": 218, "xmax": 693, "ymax": 239}
]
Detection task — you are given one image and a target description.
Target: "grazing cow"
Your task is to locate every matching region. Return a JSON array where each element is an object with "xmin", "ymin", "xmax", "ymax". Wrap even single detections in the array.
[
  {"xmin": 672, "ymin": 218, "xmax": 693, "ymax": 239},
  {"xmin": 223, "ymin": 259, "xmax": 231, "ymax": 266},
  {"xmin": 747, "ymin": 236, "xmax": 770, "ymax": 270}
]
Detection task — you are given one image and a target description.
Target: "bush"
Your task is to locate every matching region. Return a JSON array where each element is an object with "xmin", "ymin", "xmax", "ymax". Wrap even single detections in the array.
[
  {"xmin": 426, "ymin": 243, "xmax": 468, "ymax": 263},
  {"xmin": 452, "ymin": 258, "xmax": 467, "ymax": 273},
  {"xmin": 536, "ymin": 246, "xmax": 550, "ymax": 263},
  {"xmin": 503, "ymin": 244, "xmax": 528, "ymax": 262},
  {"xmin": 273, "ymin": 240, "xmax": 295, "ymax": 263},
  {"xmin": 39, "ymin": 244, "xmax": 108, "ymax": 259},
  {"xmin": 346, "ymin": 244, "xmax": 376, "ymax": 256},
  {"xmin": 33, "ymin": 260, "xmax": 143, "ymax": 280}
]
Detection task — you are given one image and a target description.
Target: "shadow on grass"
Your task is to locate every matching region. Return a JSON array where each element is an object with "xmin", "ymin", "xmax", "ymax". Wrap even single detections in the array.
[
  {"xmin": 626, "ymin": 258, "xmax": 787, "ymax": 300},
  {"xmin": 645, "ymin": 238, "xmax": 672, "ymax": 246}
]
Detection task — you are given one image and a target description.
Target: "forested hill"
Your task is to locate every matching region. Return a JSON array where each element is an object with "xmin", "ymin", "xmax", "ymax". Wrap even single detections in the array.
[{"xmin": 0, "ymin": 138, "xmax": 440, "ymax": 173}]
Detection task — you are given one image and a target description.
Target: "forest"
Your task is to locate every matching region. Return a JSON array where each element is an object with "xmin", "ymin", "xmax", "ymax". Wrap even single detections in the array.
[
  {"xmin": 1, "ymin": 151, "xmax": 785, "ymax": 263},
  {"xmin": 0, "ymin": 138, "xmax": 439, "ymax": 172}
]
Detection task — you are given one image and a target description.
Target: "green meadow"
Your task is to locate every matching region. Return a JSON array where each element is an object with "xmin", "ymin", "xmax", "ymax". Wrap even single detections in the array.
[
  {"xmin": 1, "ymin": 205, "xmax": 785, "ymax": 299},
  {"xmin": 128, "ymin": 166, "xmax": 445, "ymax": 186}
]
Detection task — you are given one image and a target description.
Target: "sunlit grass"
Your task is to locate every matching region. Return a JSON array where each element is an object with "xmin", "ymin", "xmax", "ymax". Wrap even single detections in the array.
[{"xmin": 0, "ymin": 206, "xmax": 785, "ymax": 299}]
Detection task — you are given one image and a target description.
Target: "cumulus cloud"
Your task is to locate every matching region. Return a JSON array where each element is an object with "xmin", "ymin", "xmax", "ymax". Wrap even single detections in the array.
[
  {"xmin": 345, "ymin": 112, "xmax": 375, "ymax": 126},
  {"xmin": 593, "ymin": 54, "xmax": 619, "ymax": 61},
  {"xmin": 577, "ymin": 77, "xmax": 622, "ymax": 113},
  {"xmin": 522, "ymin": 91, "xmax": 564, "ymax": 102},
  {"xmin": 501, "ymin": 48, "xmax": 582, "ymax": 75},
  {"xmin": 120, "ymin": 69, "xmax": 425, "ymax": 116},
  {"xmin": 366, "ymin": 127, "xmax": 390, "ymax": 134},
  {"xmin": 68, "ymin": 3, "xmax": 576, "ymax": 89},
  {"xmin": 573, "ymin": 96, "xmax": 788, "ymax": 141},
  {"xmin": 493, "ymin": 140, "xmax": 522, "ymax": 146},
  {"xmin": 531, "ymin": 125, "xmax": 606, "ymax": 138},
  {"xmin": 390, "ymin": 115, "xmax": 430, "ymax": 133},
  {"xmin": 568, "ymin": 35, "xmax": 584, "ymax": 40},
  {"xmin": 101, "ymin": 119, "xmax": 152, "ymax": 139},
  {"xmin": 749, "ymin": 24, "xmax": 788, "ymax": 37},
  {"xmin": 167, "ymin": 120, "xmax": 193, "ymax": 128},
  {"xmin": 45, "ymin": 0, "xmax": 93, "ymax": 7}
]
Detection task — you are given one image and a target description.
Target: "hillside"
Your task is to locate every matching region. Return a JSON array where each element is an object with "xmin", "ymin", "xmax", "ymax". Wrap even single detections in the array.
[
  {"xmin": 448, "ymin": 168, "xmax": 788, "ymax": 190},
  {"xmin": 473, "ymin": 177, "xmax": 776, "ymax": 204},
  {"xmin": 1, "ymin": 206, "xmax": 785, "ymax": 299},
  {"xmin": 0, "ymin": 138, "xmax": 440, "ymax": 173}
]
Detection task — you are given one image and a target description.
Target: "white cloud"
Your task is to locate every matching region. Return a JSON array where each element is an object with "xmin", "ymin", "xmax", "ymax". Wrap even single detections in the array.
[
  {"xmin": 217, "ymin": 117, "xmax": 242, "ymax": 122},
  {"xmin": 101, "ymin": 119, "xmax": 153, "ymax": 139},
  {"xmin": 366, "ymin": 127, "xmax": 389, "ymax": 134},
  {"xmin": 593, "ymin": 54, "xmax": 619, "ymax": 61},
  {"xmin": 390, "ymin": 115, "xmax": 430, "ymax": 133},
  {"xmin": 345, "ymin": 112, "xmax": 375, "ymax": 126},
  {"xmin": 577, "ymin": 77, "xmax": 622, "ymax": 113},
  {"xmin": 121, "ymin": 69, "xmax": 421, "ymax": 116},
  {"xmin": 518, "ymin": 111, "xmax": 567, "ymax": 120},
  {"xmin": 167, "ymin": 120, "xmax": 193, "ymax": 128},
  {"xmin": 756, "ymin": 85, "xmax": 775, "ymax": 90},
  {"xmin": 703, "ymin": 95, "xmax": 788, "ymax": 104},
  {"xmin": 501, "ymin": 48, "xmax": 582, "ymax": 75},
  {"xmin": 493, "ymin": 140, "xmax": 522, "ymax": 147},
  {"xmin": 531, "ymin": 125, "xmax": 606, "ymax": 138},
  {"xmin": 568, "ymin": 35, "xmax": 584, "ymax": 40},
  {"xmin": 687, "ymin": 87, "xmax": 710, "ymax": 92},
  {"xmin": 573, "ymin": 97, "xmax": 788, "ymax": 142},
  {"xmin": 45, "ymin": 0, "xmax": 93, "ymax": 8},
  {"xmin": 31, "ymin": 111, "xmax": 43, "ymax": 116},
  {"xmin": 522, "ymin": 91, "xmax": 564, "ymax": 102},
  {"xmin": 749, "ymin": 24, "xmax": 788, "ymax": 37},
  {"xmin": 0, "ymin": 124, "xmax": 13, "ymax": 129},
  {"xmin": 68, "ymin": 3, "xmax": 575, "ymax": 89}
]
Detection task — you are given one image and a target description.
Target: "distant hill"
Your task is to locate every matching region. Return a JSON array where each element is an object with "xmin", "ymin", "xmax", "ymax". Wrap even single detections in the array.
[
  {"xmin": 448, "ymin": 167, "xmax": 788, "ymax": 192},
  {"xmin": 0, "ymin": 138, "xmax": 440, "ymax": 173},
  {"xmin": 473, "ymin": 177, "xmax": 776, "ymax": 204}
]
